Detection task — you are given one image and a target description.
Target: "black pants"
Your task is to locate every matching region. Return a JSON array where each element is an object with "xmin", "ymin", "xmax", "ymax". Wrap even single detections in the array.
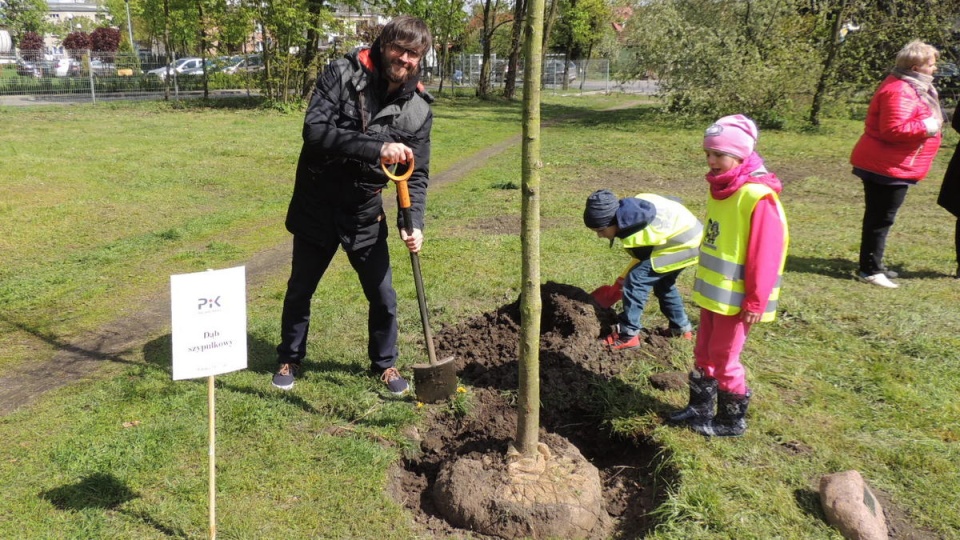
[
  {"xmin": 859, "ymin": 180, "xmax": 909, "ymax": 275},
  {"xmin": 276, "ymin": 227, "xmax": 398, "ymax": 373},
  {"xmin": 954, "ymin": 219, "xmax": 960, "ymax": 266}
]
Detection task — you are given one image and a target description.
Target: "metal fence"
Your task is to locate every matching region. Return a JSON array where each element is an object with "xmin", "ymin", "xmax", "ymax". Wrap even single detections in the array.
[
  {"xmin": 0, "ymin": 50, "xmax": 648, "ymax": 104},
  {"xmin": 440, "ymin": 54, "xmax": 615, "ymax": 94},
  {"xmin": 0, "ymin": 51, "xmax": 263, "ymax": 103}
]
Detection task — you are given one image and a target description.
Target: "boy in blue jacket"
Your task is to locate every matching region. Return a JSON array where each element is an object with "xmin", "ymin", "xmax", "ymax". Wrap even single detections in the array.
[{"xmin": 585, "ymin": 190, "xmax": 702, "ymax": 349}]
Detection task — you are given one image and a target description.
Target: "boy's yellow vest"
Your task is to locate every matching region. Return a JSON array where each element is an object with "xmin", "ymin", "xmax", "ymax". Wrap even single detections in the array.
[
  {"xmin": 620, "ymin": 193, "xmax": 703, "ymax": 274},
  {"xmin": 692, "ymin": 183, "xmax": 788, "ymax": 322}
]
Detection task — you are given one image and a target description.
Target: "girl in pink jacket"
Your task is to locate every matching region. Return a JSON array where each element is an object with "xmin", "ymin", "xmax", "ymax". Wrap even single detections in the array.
[{"xmin": 668, "ymin": 115, "xmax": 789, "ymax": 437}]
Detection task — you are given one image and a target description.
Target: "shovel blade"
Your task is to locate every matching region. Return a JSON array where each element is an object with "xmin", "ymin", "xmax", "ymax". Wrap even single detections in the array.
[{"xmin": 413, "ymin": 356, "xmax": 458, "ymax": 403}]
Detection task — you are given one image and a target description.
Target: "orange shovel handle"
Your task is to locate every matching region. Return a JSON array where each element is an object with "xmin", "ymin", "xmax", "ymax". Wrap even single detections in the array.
[{"xmin": 381, "ymin": 157, "xmax": 415, "ymax": 210}]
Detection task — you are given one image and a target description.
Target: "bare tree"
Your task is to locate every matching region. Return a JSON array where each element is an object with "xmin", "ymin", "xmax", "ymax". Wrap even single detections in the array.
[{"xmin": 515, "ymin": 0, "xmax": 544, "ymax": 457}]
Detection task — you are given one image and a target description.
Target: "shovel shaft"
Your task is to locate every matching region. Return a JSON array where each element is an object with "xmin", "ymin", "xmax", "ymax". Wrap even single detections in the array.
[
  {"xmin": 396, "ymin": 177, "xmax": 440, "ymax": 367},
  {"xmin": 408, "ymin": 248, "xmax": 439, "ymax": 366}
]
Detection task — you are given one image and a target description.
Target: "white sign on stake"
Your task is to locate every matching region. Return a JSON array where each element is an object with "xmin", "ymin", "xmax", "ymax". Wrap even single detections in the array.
[{"xmin": 170, "ymin": 266, "xmax": 248, "ymax": 380}]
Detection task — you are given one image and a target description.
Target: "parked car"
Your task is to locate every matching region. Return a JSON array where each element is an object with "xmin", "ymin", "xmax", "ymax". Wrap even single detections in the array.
[
  {"xmin": 88, "ymin": 59, "xmax": 117, "ymax": 77},
  {"xmin": 543, "ymin": 60, "xmax": 576, "ymax": 83},
  {"xmin": 182, "ymin": 56, "xmax": 237, "ymax": 76},
  {"xmin": 53, "ymin": 58, "xmax": 81, "ymax": 77},
  {"xmin": 218, "ymin": 56, "xmax": 246, "ymax": 74},
  {"xmin": 223, "ymin": 54, "xmax": 262, "ymax": 74},
  {"xmin": 146, "ymin": 57, "xmax": 204, "ymax": 80},
  {"xmin": 15, "ymin": 58, "xmax": 51, "ymax": 78}
]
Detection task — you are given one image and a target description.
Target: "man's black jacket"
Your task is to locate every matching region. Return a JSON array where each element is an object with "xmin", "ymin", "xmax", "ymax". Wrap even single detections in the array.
[{"xmin": 285, "ymin": 42, "xmax": 433, "ymax": 251}]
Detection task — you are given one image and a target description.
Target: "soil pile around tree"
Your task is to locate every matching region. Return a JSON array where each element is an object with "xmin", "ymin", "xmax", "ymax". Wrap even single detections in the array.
[{"xmin": 390, "ymin": 282, "xmax": 678, "ymax": 539}]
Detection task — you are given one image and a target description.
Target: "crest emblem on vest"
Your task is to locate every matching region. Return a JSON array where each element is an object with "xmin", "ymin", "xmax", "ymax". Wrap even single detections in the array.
[{"xmin": 703, "ymin": 218, "xmax": 720, "ymax": 248}]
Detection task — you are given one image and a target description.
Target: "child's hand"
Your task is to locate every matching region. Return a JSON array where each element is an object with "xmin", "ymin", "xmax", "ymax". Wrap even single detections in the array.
[{"xmin": 740, "ymin": 310, "xmax": 762, "ymax": 324}]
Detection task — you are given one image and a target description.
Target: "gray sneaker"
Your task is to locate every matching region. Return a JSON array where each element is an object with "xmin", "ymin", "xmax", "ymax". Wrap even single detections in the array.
[
  {"xmin": 272, "ymin": 362, "xmax": 300, "ymax": 390},
  {"xmin": 380, "ymin": 367, "xmax": 409, "ymax": 396}
]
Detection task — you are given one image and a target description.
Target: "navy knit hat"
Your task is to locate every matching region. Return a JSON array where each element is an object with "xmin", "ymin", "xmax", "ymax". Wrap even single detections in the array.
[{"xmin": 583, "ymin": 189, "xmax": 619, "ymax": 229}]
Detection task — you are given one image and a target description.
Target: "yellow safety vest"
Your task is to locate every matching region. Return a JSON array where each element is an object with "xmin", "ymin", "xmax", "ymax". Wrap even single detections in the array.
[
  {"xmin": 620, "ymin": 193, "xmax": 703, "ymax": 274},
  {"xmin": 692, "ymin": 183, "xmax": 788, "ymax": 322}
]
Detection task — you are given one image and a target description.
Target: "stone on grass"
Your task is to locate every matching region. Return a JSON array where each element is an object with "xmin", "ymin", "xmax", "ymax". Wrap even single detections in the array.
[
  {"xmin": 819, "ymin": 470, "xmax": 887, "ymax": 540},
  {"xmin": 432, "ymin": 439, "xmax": 607, "ymax": 539}
]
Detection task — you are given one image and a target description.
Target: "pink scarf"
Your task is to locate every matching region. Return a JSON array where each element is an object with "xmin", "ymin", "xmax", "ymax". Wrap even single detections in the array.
[{"xmin": 705, "ymin": 152, "xmax": 783, "ymax": 200}]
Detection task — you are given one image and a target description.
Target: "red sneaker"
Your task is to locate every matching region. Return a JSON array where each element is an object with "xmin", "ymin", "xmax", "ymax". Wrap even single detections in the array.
[
  {"xmin": 602, "ymin": 324, "xmax": 622, "ymax": 346},
  {"xmin": 609, "ymin": 333, "xmax": 641, "ymax": 350}
]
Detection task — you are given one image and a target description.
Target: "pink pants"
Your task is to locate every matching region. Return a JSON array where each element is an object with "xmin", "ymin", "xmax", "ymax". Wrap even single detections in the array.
[{"xmin": 693, "ymin": 308, "xmax": 751, "ymax": 394}]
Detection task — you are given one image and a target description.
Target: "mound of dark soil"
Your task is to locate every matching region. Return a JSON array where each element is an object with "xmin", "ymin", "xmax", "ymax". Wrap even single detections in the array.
[{"xmin": 390, "ymin": 282, "xmax": 677, "ymax": 539}]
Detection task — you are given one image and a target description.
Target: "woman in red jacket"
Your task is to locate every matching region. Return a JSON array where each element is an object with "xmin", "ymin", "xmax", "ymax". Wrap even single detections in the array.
[{"xmin": 850, "ymin": 40, "xmax": 943, "ymax": 288}]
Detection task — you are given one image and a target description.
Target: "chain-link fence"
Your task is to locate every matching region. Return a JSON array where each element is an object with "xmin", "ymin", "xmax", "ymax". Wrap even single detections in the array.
[
  {"xmin": 0, "ymin": 51, "xmax": 263, "ymax": 102},
  {"xmin": 437, "ymin": 54, "xmax": 615, "ymax": 94},
  {"xmin": 1, "ymin": 50, "xmax": 647, "ymax": 103}
]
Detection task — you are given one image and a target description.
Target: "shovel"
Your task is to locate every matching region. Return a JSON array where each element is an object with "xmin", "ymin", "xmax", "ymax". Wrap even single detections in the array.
[{"xmin": 382, "ymin": 158, "xmax": 457, "ymax": 403}]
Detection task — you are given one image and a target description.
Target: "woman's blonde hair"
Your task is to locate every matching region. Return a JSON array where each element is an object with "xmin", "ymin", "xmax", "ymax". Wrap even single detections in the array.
[{"xmin": 895, "ymin": 40, "xmax": 939, "ymax": 71}]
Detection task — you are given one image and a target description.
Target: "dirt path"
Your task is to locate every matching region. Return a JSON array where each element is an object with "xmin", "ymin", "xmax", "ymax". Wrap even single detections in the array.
[{"xmin": 0, "ymin": 101, "xmax": 644, "ymax": 417}]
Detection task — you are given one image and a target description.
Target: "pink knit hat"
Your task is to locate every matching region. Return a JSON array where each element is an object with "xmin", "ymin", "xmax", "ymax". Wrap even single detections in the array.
[{"xmin": 703, "ymin": 114, "xmax": 758, "ymax": 160}]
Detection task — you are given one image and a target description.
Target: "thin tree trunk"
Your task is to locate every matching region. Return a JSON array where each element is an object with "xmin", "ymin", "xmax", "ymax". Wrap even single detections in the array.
[
  {"xmin": 162, "ymin": 0, "xmax": 171, "ymax": 101},
  {"xmin": 504, "ymin": 0, "xmax": 526, "ymax": 99},
  {"xmin": 300, "ymin": 0, "xmax": 323, "ymax": 99},
  {"xmin": 516, "ymin": 0, "xmax": 545, "ymax": 458},
  {"xmin": 539, "ymin": 0, "xmax": 558, "ymax": 89},
  {"xmin": 809, "ymin": 1, "xmax": 848, "ymax": 126},
  {"xmin": 478, "ymin": 0, "xmax": 495, "ymax": 98},
  {"xmin": 197, "ymin": 0, "xmax": 208, "ymax": 99}
]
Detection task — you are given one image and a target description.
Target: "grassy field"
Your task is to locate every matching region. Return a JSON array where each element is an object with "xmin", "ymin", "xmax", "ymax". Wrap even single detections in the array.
[{"xmin": 1, "ymin": 94, "xmax": 958, "ymax": 539}]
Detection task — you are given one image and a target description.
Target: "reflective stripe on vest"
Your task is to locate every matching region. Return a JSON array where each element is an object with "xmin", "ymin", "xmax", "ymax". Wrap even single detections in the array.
[
  {"xmin": 692, "ymin": 183, "xmax": 788, "ymax": 322},
  {"xmin": 692, "ymin": 279, "xmax": 780, "ymax": 315},
  {"xmin": 622, "ymin": 194, "xmax": 703, "ymax": 273}
]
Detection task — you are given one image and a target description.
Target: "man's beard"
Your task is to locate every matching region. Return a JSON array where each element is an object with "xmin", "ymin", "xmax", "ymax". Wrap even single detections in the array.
[{"xmin": 382, "ymin": 52, "xmax": 419, "ymax": 85}]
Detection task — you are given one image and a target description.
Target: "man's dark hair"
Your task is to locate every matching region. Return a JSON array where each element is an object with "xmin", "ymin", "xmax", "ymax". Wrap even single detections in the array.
[{"xmin": 379, "ymin": 16, "xmax": 432, "ymax": 56}]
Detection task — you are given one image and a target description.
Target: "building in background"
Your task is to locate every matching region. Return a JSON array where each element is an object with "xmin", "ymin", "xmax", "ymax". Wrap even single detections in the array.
[{"xmin": 44, "ymin": 0, "xmax": 109, "ymax": 56}]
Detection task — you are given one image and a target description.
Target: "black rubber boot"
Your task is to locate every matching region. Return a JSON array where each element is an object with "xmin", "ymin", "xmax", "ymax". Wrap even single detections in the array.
[
  {"xmin": 691, "ymin": 390, "xmax": 751, "ymax": 437},
  {"xmin": 667, "ymin": 369, "xmax": 718, "ymax": 425}
]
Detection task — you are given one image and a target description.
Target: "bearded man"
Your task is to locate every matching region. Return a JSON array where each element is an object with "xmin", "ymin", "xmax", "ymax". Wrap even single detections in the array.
[{"xmin": 273, "ymin": 16, "xmax": 434, "ymax": 395}]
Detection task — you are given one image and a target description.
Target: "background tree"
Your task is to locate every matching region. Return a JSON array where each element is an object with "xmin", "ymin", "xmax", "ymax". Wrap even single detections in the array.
[
  {"xmin": 502, "ymin": 0, "xmax": 525, "ymax": 99},
  {"xmin": 621, "ymin": 0, "xmax": 820, "ymax": 127},
  {"xmin": 0, "ymin": 0, "xmax": 49, "ymax": 41},
  {"xmin": 18, "ymin": 31, "xmax": 44, "ymax": 60},
  {"xmin": 550, "ymin": 0, "xmax": 610, "ymax": 88},
  {"xmin": 427, "ymin": 0, "xmax": 469, "ymax": 94},
  {"xmin": 62, "ymin": 31, "xmax": 91, "ymax": 54},
  {"xmin": 90, "ymin": 27, "xmax": 122, "ymax": 59},
  {"xmin": 474, "ymin": 0, "xmax": 513, "ymax": 98},
  {"xmin": 621, "ymin": 0, "xmax": 960, "ymax": 127},
  {"xmin": 829, "ymin": 0, "xmax": 960, "ymax": 99},
  {"xmin": 297, "ymin": 0, "xmax": 336, "ymax": 99}
]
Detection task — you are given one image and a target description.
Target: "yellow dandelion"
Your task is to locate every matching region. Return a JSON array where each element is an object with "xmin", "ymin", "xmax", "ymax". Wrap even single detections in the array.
[
  {"xmin": 416, "ymin": 402, "xmax": 424, "ymax": 408},
  {"xmin": 457, "ymin": 386, "xmax": 466, "ymax": 393}
]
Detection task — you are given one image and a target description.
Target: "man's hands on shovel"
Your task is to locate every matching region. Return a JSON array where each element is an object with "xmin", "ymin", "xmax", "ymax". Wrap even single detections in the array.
[
  {"xmin": 381, "ymin": 143, "xmax": 422, "ymax": 253},
  {"xmin": 401, "ymin": 228, "xmax": 423, "ymax": 253},
  {"xmin": 381, "ymin": 142, "xmax": 414, "ymax": 166}
]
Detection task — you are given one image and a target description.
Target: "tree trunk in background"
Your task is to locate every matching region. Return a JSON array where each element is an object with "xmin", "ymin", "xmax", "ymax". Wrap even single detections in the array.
[
  {"xmin": 300, "ymin": 0, "xmax": 323, "ymax": 99},
  {"xmin": 478, "ymin": 0, "xmax": 495, "ymax": 98},
  {"xmin": 197, "ymin": 0, "xmax": 208, "ymax": 99},
  {"xmin": 809, "ymin": 1, "xmax": 848, "ymax": 127},
  {"xmin": 516, "ymin": 0, "xmax": 545, "ymax": 458},
  {"xmin": 504, "ymin": 0, "xmax": 526, "ymax": 99},
  {"xmin": 162, "ymin": 0, "xmax": 171, "ymax": 101},
  {"xmin": 539, "ymin": 0, "xmax": 558, "ymax": 89}
]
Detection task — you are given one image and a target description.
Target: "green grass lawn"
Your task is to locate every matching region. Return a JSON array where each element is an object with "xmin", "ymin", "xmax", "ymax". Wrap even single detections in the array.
[{"xmin": 1, "ymin": 95, "xmax": 958, "ymax": 539}]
